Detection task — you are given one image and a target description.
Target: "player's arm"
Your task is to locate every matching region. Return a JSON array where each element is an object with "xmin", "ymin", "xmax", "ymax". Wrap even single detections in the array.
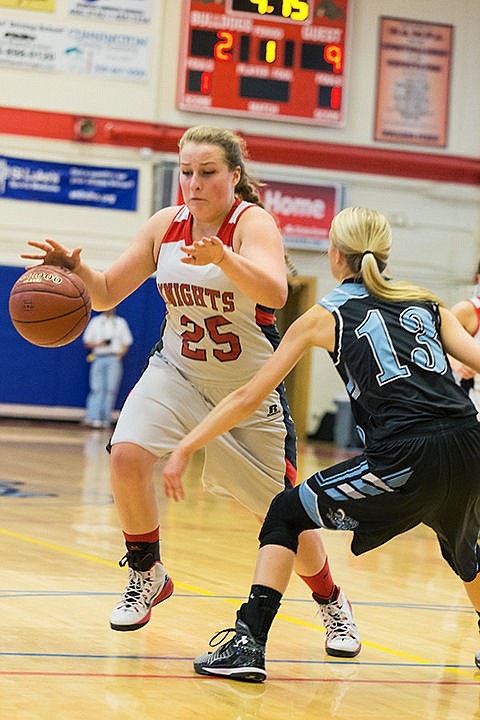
[
  {"xmin": 162, "ymin": 304, "xmax": 335, "ymax": 500},
  {"xmin": 183, "ymin": 207, "xmax": 287, "ymax": 308},
  {"xmin": 440, "ymin": 307, "xmax": 480, "ymax": 373},
  {"xmin": 448, "ymin": 300, "xmax": 479, "ymax": 378},
  {"xmin": 21, "ymin": 207, "xmax": 177, "ymax": 310},
  {"xmin": 450, "ymin": 299, "xmax": 479, "ymax": 334},
  {"xmin": 231, "ymin": 207, "xmax": 288, "ymax": 307}
]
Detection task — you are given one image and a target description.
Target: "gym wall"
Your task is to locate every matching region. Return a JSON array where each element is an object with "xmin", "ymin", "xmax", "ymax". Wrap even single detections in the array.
[{"xmin": 0, "ymin": 0, "xmax": 479, "ymax": 429}]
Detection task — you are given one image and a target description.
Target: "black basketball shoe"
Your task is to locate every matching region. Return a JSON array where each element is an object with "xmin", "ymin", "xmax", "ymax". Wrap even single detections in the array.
[{"xmin": 193, "ymin": 618, "xmax": 267, "ymax": 683}]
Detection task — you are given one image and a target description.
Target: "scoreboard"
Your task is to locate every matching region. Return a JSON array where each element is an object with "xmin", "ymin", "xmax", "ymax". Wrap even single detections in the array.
[{"xmin": 176, "ymin": 0, "xmax": 350, "ymax": 126}]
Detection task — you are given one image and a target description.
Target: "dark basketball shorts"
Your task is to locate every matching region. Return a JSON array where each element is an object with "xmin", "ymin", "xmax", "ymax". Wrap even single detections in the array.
[{"xmin": 264, "ymin": 418, "xmax": 480, "ymax": 582}]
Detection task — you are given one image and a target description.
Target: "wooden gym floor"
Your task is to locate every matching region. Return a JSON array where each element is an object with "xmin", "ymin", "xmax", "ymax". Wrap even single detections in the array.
[{"xmin": 0, "ymin": 419, "xmax": 478, "ymax": 719}]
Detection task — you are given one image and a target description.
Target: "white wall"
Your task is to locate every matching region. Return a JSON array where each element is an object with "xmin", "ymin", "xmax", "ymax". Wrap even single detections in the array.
[
  {"xmin": 2, "ymin": 0, "xmax": 479, "ymax": 151},
  {"xmin": 1, "ymin": 0, "xmax": 479, "ymax": 428}
]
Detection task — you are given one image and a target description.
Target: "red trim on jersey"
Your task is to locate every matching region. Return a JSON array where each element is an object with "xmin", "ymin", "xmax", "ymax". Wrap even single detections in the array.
[
  {"xmin": 256, "ymin": 306, "xmax": 275, "ymax": 326},
  {"xmin": 161, "ymin": 198, "xmax": 252, "ymax": 248},
  {"xmin": 285, "ymin": 457, "xmax": 297, "ymax": 486},
  {"xmin": 468, "ymin": 297, "xmax": 480, "ymax": 335}
]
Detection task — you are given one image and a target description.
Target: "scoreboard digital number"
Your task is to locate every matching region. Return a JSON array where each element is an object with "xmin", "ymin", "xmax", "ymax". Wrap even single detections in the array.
[{"xmin": 177, "ymin": 0, "xmax": 350, "ymax": 126}]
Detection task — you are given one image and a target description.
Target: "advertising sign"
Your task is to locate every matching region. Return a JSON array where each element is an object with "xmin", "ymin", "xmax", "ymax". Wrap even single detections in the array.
[
  {"xmin": 261, "ymin": 179, "xmax": 343, "ymax": 250},
  {"xmin": 0, "ymin": 19, "xmax": 149, "ymax": 80},
  {"xmin": 0, "ymin": 156, "xmax": 139, "ymax": 211},
  {"xmin": 67, "ymin": 0, "xmax": 152, "ymax": 24}
]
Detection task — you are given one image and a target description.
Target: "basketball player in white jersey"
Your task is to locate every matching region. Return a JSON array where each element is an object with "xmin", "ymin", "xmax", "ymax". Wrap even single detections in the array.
[{"xmin": 21, "ymin": 125, "xmax": 360, "ymax": 657}]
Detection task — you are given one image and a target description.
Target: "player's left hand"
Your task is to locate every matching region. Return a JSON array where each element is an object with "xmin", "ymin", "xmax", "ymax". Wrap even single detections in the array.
[
  {"xmin": 162, "ymin": 447, "xmax": 190, "ymax": 501},
  {"xmin": 181, "ymin": 236, "xmax": 225, "ymax": 266}
]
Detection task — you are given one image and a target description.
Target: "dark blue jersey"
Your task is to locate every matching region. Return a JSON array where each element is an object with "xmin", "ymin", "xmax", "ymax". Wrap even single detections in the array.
[{"xmin": 319, "ymin": 280, "xmax": 477, "ymax": 444}]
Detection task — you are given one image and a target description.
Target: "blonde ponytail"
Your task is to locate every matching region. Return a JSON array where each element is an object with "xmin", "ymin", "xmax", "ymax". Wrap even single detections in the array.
[{"xmin": 330, "ymin": 207, "xmax": 443, "ymax": 305}]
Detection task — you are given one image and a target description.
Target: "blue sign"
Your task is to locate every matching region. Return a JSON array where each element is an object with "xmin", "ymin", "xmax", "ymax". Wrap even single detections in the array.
[{"xmin": 0, "ymin": 155, "xmax": 138, "ymax": 211}]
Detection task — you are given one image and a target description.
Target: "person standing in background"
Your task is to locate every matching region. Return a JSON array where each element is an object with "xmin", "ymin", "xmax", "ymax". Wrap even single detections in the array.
[
  {"xmin": 450, "ymin": 260, "xmax": 480, "ymax": 412},
  {"xmin": 83, "ymin": 308, "xmax": 133, "ymax": 429}
]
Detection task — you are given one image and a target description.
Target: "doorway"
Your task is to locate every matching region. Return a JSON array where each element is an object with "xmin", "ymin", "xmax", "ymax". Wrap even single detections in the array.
[{"xmin": 275, "ymin": 275, "xmax": 317, "ymax": 439}]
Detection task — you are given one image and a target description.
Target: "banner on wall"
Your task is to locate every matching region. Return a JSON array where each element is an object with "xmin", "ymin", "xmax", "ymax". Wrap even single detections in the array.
[
  {"xmin": 153, "ymin": 163, "xmax": 343, "ymax": 252},
  {"xmin": 0, "ymin": 19, "xmax": 149, "ymax": 80},
  {"xmin": 374, "ymin": 17, "xmax": 453, "ymax": 147},
  {"xmin": 0, "ymin": 0, "xmax": 54, "ymax": 10},
  {"xmin": 67, "ymin": 0, "xmax": 152, "ymax": 24},
  {"xmin": 261, "ymin": 180, "xmax": 343, "ymax": 251},
  {"xmin": 0, "ymin": 155, "xmax": 138, "ymax": 210}
]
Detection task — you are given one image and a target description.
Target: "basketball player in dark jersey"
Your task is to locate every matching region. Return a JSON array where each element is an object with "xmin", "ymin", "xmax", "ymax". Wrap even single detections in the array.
[{"xmin": 163, "ymin": 206, "xmax": 480, "ymax": 682}]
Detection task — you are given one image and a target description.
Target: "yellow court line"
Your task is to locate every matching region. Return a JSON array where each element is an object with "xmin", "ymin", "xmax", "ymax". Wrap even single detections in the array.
[
  {"xmin": 0, "ymin": 526, "xmax": 231, "ymax": 591},
  {"xmin": 0, "ymin": 526, "xmax": 474, "ymax": 677},
  {"xmin": 0, "ymin": 527, "xmax": 117, "ymax": 566}
]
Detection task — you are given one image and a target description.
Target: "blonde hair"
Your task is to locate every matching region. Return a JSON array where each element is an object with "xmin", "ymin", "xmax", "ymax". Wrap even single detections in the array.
[
  {"xmin": 178, "ymin": 125, "xmax": 264, "ymax": 206},
  {"xmin": 330, "ymin": 207, "xmax": 443, "ymax": 304}
]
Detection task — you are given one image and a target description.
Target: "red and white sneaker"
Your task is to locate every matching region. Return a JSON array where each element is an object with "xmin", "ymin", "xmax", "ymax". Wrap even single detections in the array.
[
  {"xmin": 110, "ymin": 561, "xmax": 174, "ymax": 631},
  {"xmin": 315, "ymin": 588, "xmax": 361, "ymax": 658}
]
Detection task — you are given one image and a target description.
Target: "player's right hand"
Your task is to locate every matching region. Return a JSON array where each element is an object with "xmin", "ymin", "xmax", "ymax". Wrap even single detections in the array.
[
  {"xmin": 21, "ymin": 238, "xmax": 83, "ymax": 273},
  {"xmin": 162, "ymin": 447, "xmax": 190, "ymax": 502}
]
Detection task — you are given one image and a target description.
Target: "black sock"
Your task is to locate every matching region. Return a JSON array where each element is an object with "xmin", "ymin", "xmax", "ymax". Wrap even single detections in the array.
[
  {"xmin": 237, "ymin": 584, "xmax": 282, "ymax": 644},
  {"xmin": 123, "ymin": 540, "xmax": 160, "ymax": 571},
  {"xmin": 312, "ymin": 586, "xmax": 339, "ymax": 605}
]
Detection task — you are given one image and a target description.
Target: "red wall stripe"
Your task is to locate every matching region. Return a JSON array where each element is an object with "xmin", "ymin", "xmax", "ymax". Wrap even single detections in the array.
[{"xmin": 1, "ymin": 106, "xmax": 479, "ymax": 185}]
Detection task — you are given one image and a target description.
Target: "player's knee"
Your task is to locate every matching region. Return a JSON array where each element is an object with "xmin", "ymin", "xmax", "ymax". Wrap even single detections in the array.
[
  {"xmin": 110, "ymin": 442, "xmax": 153, "ymax": 479},
  {"xmin": 259, "ymin": 488, "xmax": 306, "ymax": 553}
]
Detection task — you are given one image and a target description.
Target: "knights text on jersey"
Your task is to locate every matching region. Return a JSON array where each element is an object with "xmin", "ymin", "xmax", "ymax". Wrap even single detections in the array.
[
  {"xmin": 319, "ymin": 280, "xmax": 478, "ymax": 443},
  {"xmin": 155, "ymin": 199, "xmax": 278, "ymax": 384}
]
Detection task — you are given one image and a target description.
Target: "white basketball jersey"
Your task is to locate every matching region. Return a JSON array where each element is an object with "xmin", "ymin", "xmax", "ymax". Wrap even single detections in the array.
[{"xmin": 156, "ymin": 200, "xmax": 279, "ymax": 385}]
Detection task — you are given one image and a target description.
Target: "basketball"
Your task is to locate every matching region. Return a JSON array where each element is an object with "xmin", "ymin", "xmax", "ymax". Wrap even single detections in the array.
[{"xmin": 8, "ymin": 265, "xmax": 92, "ymax": 347}]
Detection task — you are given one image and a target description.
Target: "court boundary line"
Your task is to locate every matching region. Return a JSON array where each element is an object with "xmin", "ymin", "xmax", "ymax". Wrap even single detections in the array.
[
  {"xmin": 0, "ymin": 670, "xmax": 478, "ymax": 685},
  {"xmin": 1, "ymin": 525, "xmax": 477, "ymax": 679}
]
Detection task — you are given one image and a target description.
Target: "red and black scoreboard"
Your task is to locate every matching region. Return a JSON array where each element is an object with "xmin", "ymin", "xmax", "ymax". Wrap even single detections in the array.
[{"xmin": 177, "ymin": 0, "xmax": 350, "ymax": 126}]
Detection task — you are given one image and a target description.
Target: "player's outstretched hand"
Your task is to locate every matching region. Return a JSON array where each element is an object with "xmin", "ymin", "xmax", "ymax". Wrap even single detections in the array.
[
  {"xmin": 163, "ymin": 446, "xmax": 189, "ymax": 502},
  {"xmin": 21, "ymin": 239, "xmax": 83, "ymax": 273}
]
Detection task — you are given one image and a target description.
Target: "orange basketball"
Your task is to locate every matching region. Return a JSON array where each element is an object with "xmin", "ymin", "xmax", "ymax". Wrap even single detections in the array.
[{"xmin": 9, "ymin": 265, "xmax": 92, "ymax": 347}]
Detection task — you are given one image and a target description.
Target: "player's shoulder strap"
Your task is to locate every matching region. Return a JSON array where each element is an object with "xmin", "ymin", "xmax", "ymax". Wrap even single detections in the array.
[
  {"xmin": 216, "ymin": 199, "xmax": 255, "ymax": 248},
  {"xmin": 160, "ymin": 204, "xmax": 191, "ymax": 245}
]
